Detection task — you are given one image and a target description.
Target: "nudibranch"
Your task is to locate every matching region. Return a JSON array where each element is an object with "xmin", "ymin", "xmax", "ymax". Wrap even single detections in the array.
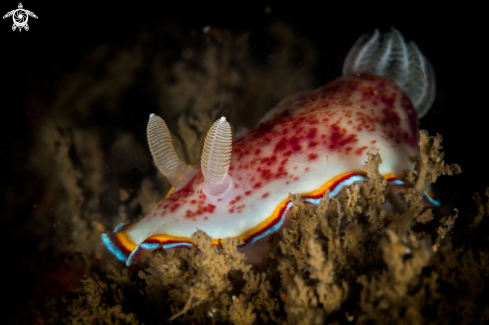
[{"xmin": 102, "ymin": 28, "xmax": 438, "ymax": 265}]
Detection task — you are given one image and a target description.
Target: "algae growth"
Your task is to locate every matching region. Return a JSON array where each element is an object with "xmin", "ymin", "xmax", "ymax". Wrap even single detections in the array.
[{"xmin": 35, "ymin": 131, "xmax": 488, "ymax": 325}]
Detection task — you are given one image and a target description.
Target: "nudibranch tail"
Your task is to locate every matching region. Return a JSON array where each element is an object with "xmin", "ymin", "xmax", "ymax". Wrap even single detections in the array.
[
  {"xmin": 342, "ymin": 27, "xmax": 435, "ymax": 118},
  {"xmin": 100, "ymin": 173, "xmax": 440, "ymax": 266},
  {"xmin": 147, "ymin": 114, "xmax": 197, "ymax": 190},
  {"xmin": 201, "ymin": 116, "xmax": 233, "ymax": 196}
]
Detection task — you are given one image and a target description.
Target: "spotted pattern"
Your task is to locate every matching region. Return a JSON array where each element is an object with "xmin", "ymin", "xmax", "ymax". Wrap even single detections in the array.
[{"xmin": 102, "ymin": 73, "xmax": 422, "ymax": 265}]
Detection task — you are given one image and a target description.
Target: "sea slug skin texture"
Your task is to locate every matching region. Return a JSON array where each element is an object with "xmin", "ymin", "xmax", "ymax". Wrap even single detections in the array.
[{"xmin": 101, "ymin": 28, "xmax": 437, "ymax": 265}]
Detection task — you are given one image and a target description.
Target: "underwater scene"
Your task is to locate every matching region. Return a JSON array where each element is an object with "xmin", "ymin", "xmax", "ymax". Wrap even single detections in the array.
[{"xmin": 1, "ymin": 2, "xmax": 488, "ymax": 324}]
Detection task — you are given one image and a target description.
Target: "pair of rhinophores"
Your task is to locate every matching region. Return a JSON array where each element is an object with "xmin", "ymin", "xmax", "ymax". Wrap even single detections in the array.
[{"xmin": 102, "ymin": 28, "xmax": 438, "ymax": 265}]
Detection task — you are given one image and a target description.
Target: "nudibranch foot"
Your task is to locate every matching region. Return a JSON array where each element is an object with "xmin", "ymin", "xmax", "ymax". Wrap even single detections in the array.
[{"xmin": 101, "ymin": 171, "xmax": 439, "ymax": 266}]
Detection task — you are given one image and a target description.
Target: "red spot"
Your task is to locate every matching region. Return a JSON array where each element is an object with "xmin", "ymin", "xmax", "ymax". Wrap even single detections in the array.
[
  {"xmin": 260, "ymin": 168, "xmax": 273, "ymax": 181},
  {"xmin": 276, "ymin": 165, "xmax": 288, "ymax": 178},
  {"xmin": 206, "ymin": 204, "xmax": 216, "ymax": 213},
  {"xmin": 402, "ymin": 131, "xmax": 411, "ymax": 144},
  {"xmin": 184, "ymin": 209, "xmax": 194, "ymax": 220},
  {"xmin": 255, "ymin": 148, "xmax": 261, "ymax": 155},
  {"xmin": 371, "ymin": 140, "xmax": 377, "ymax": 144},
  {"xmin": 170, "ymin": 202, "xmax": 180, "ymax": 213},
  {"xmin": 262, "ymin": 193, "xmax": 269, "ymax": 198},
  {"xmin": 355, "ymin": 146, "xmax": 368, "ymax": 156},
  {"xmin": 254, "ymin": 182, "xmax": 262, "ymax": 189},
  {"xmin": 274, "ymin": 137, "xmax": 287, "ymax": 152},
  {"xmin": 305, "ymin": 167, "xmax": 310, "ymax": 171},
  {"xmin": 380, "ymin": 94, "xmax": 396, "ymax": 110},
  {"xmin": 204, "ymin": 217, "xmax": 208, "ymax": 220},
  {"xmin": 190, "ymin": 199, "xmax": 197, "ymax": 204},
  {"xmin": 308, "ymin": 153, "xmax": 318, "ymax": 160},
  {"xmin": 235, "ymin": 204, "xmax": 246, "ymax": 213},
  {"xmin": 328, "ymin": 124, "xmax": 358, "ymax": 150},
  {"xmin": 280, "ymin": 158, "xmax": 288, "ymax": 165},
  {"xmin": 229, "ymin": 208, "xmax": 235, "ymax": 213},
  {"xmin": 245, "ymin": 190, "xmax": 252, "ymax": 195},
  {"xmin": 183, "ymin": 202, "xmax": 216, "ymax": 221},
  {"xmin": 382, "ymin": 108, "xmax": 401, "ymax": 127},
  {"xmin": 261, "ymin": 155, "xmax": 277, "ymax": 166},
  {"xmin": 274, "ymin": 136, "xmax": 302, "ymax": 153},
  {"xmin": 294, "ymin": 177, "xmax": 299, "ymax": 181},
  {"xmin": 289, "ymin": 136, "xmax": 302, "ymax": 151},
  {"xmin": 234, "ymin": 183, "xmax": 239, "ymax": 188},
  {"xmin": 286, "ymin": 181, "xmax": 290, "ymax": 185},
  {"xmin": 306, "ymin": 128, "xmax": 317, "ymax": 139},
  {"xmin": 308, "ymin": 141, "xmax": 318, "ymax": 148}
]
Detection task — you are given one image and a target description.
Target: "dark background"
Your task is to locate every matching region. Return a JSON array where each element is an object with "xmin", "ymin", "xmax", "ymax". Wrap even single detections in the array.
[{"xmin": 0, "ymin": 1, "xmax": 485, "ymax": 322}]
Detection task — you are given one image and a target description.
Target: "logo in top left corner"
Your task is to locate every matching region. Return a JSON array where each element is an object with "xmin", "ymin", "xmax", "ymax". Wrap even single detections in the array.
[{"xmin": 3, "ymin": 3, "xmax": 37, "ymax": 32}]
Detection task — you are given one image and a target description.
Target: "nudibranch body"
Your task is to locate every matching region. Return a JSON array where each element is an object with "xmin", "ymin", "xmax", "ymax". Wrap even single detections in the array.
[{"xmin": 102, "ymin": 28, "xmax": 437, "ymax": 265}]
